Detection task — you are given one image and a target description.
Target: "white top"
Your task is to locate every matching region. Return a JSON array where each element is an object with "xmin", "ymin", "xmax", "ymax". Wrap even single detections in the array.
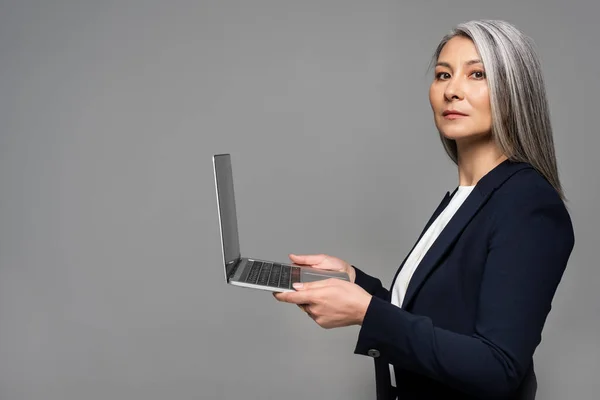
[{"xmin": 389, "ymin": 185, "xmax": 475, "ymax": 387}]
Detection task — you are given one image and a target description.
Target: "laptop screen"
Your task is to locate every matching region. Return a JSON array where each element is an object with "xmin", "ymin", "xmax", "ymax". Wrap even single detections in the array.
[{"xmin": 213, "ymin": 154, "xmax": 241, "ymax": 275}]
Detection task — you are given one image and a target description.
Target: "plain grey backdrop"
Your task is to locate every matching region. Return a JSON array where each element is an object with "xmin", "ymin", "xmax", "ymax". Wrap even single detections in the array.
[{"xmin": 0, "ymin": 0, "xmax": 598, "ymax": 399}]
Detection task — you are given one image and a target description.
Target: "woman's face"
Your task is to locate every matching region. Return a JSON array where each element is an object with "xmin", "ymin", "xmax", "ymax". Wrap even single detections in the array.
[{"xmin": 429, "ymin": 36, "xmax": 492, "ymax": 143}]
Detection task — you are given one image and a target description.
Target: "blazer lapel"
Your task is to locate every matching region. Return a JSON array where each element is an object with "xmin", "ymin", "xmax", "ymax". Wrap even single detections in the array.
[
  {"xmin": 389, "ymin": 190, "xmax": 451, "ymax": 290},
  {"xmin": 400, "ymin": 160, "xmax": 533, "ymax": 309}
]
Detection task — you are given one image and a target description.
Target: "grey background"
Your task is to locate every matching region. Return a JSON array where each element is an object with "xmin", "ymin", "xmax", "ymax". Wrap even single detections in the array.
[{"xmin": 0, "ymin": 0, "xmax": 598, "ymax": 399}]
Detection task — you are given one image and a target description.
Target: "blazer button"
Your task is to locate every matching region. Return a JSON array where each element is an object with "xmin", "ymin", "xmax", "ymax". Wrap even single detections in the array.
[{"xmin": 367, "ymin": 349, "xmax": 380, "ymax": 358}]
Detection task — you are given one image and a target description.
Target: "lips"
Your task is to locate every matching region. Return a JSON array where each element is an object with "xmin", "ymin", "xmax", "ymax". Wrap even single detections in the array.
[{"xmin": 442, "ymin": 110, "xmax": 468, "ymax": 116}]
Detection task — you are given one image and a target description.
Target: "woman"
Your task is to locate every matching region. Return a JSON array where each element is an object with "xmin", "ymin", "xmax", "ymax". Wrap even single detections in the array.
[{"xmin": 274, "ymin": 20, "xmax": 574, "ymax": 400}]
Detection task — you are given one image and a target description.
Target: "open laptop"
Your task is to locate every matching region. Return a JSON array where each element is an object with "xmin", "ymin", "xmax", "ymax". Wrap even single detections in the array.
[{"xmin": 213, "ymin": 154, "xmax": 350, "ymax": 293}]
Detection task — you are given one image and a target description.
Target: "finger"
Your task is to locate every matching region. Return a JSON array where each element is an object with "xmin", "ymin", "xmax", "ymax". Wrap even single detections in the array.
[
  {"xmin": 289, "ymin": 254, "xmax": 325, "ymax": 265},
  {"xmin": 293, "ymin": 278, "xmax": 339, "ymax": 291},
  {"xmin": 300, "ymin": 304, "xmax": 314, "ymax": 318},
  {"xmin": 274, "ymin": 290, "xmax": 315, "ymax": 305},
  {"xmin": 304, "ymin": 305, "xmax": 314, "ymax": 318},
  {"xmin": 273, "ymin": 291, "xmax": 304, "ymax": 301},
  {"xmin": 297, "ymin": 304, "xmax": 310, "ymax": 314}
]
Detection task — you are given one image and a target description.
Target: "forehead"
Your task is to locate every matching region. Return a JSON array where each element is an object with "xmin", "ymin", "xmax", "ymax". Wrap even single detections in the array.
[{"xmin": 437, "ymin": 36, "xmax": 481, "ymax": 64}]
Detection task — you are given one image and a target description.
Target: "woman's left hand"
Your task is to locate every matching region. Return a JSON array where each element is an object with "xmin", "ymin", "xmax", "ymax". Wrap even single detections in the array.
[{"xmin": 273, "ymin": 279, "xmax": 373, "ymax": 329}]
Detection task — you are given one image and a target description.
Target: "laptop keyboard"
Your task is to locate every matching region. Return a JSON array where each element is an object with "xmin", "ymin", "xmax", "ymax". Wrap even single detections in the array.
[{"xmin": 243, "ymin": 261, "xmax": 300, "ymax": 289}]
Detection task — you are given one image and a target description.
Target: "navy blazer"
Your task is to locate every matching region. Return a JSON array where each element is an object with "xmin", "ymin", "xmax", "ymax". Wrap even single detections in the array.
[{"xmin": 353, "ymin": 160, "xmax": 574, "ymax": 400}]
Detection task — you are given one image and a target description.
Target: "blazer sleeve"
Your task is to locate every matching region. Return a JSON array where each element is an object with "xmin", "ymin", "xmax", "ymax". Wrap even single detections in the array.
[
  {"xmin": 354, "ymin": 189, "xmax": 575, "ymax": 398},
  {"xmin": 353, "ymin": 265, "xmax": 391, "ymax": 302}
]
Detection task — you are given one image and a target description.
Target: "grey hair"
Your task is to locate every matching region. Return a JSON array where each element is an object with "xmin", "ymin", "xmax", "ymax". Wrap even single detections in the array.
[{"xmin": 431, "ymin": 20, "xmax": 564, "ymax": 200}]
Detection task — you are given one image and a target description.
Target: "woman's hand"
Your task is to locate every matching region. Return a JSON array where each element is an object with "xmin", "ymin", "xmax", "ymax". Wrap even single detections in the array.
[
  {"xmin": 273, "ymin": 278, "xmax": 372, "ymax": 329},
  {"xmin": 289, "ymin": 253, "xmax": 356, "ymax": 283}
]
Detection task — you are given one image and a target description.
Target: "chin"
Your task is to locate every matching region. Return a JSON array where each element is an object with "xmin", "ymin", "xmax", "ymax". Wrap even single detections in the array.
[
  {"xmin": 439, "ymin": 128, "xmax": 490, "ymax": 142},
  {"xmin": 439, "ymin": 130, "xmax": 471, "ymax": 141}
]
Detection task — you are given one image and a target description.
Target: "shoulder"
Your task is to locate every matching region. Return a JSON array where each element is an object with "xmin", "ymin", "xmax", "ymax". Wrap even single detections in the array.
[
  {"xmin": 485, "ymin": 163, "xmax": 574, "ymax": 243},
  {"xmin": 487, "ymin": 163, "xmax": 565, "ymax": 212}
]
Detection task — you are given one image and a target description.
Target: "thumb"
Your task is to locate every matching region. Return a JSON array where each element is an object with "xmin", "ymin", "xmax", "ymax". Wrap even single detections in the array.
[
  {"xmin": 289, "ymin": 253, "xmax": 325, "ymax": 265},
  {"xmin": 293, "ymin": 279, "xmax": 334, "ymax": 291}
]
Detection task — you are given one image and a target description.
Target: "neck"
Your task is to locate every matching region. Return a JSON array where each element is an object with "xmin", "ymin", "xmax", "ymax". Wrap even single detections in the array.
[{"xmin": 456, "ymin": 134, "xmax": 507, "ymax": 186}]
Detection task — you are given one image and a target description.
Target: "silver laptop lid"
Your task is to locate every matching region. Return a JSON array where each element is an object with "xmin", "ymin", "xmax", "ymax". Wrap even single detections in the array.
[{"xmin": 213, "ymin": 154, "xmax": 241, "ymax": 280}]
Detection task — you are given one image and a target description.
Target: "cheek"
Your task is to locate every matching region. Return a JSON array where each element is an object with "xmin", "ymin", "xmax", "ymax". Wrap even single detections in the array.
[
  {"xmin": 429, "ymin": 84, "xmax": 442, "ymax": 111},
  {"xmin": 428, "ymin": 85, "xmax": 435, "ymax": 109},
  {"xmin": 472, "ymin": 86, "xmax": 492, "ymax": 118}
]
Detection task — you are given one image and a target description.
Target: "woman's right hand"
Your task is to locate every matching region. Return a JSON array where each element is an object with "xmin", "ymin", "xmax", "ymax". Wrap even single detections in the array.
[{"xmin": 288, "ymin": 253, "xmax": 356, "ymax": 283}]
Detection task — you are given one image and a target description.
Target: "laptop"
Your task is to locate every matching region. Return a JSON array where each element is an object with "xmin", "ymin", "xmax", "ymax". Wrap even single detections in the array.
[{"xmin": 213, "ymin": 154, "xmax": 350, "ymax": 293}]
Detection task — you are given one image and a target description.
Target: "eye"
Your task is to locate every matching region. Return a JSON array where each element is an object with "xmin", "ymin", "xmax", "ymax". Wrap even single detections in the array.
[
  {"xmin": 435, "ymin": 72, "xmax": 451, "ymax": 80},
  {"xmin": 471, "ymin": 70, "xmax": 486, "ymax": 79}
]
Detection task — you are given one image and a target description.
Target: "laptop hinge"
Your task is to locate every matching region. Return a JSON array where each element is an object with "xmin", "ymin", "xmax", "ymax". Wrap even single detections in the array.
[{"xmin": 226, "ymin": 258, "xmax": 242, "ymax": 281}]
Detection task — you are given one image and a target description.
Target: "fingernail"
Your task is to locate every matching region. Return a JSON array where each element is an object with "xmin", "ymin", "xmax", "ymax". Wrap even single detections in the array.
[{"xmin": 293, "ymin": 283, "xmax": 303, "ymax": 289}]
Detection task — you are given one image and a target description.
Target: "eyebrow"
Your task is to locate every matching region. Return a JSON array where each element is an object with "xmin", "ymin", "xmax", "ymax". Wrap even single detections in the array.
[{"xmin": 436, "ymin": 59, "xmax": 483, "ymax": 68}]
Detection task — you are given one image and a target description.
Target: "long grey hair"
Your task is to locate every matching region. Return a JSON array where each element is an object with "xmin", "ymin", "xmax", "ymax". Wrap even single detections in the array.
[{"xmin": 431, "ymin": 20, "xmax": 565, "ymax": 200}]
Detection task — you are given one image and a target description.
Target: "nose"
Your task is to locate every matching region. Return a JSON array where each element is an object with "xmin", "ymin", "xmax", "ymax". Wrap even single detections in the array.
[{"xmin": 444, "ymin": 76, "xmax": 464, "ymax": 101}]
